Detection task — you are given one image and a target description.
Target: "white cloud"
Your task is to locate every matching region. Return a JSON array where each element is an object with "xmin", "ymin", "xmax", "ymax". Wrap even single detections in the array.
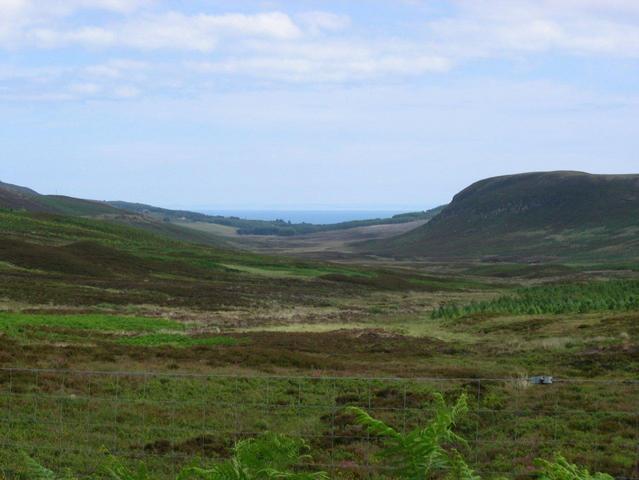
[
  {"xmin": 69, "ymin": 82, "xmax": 101, "ymax": 95},
  {"xmin": 190, "ymin": 37, "xmax": 451, "ymax": 82},
  {"xmin": 1, "ymin": 0, "xmax": 638, "ymax": 100},
  {"xmin": 0, "ymin": 0, "xmax": 151, "ymax": 16},
  {"xmin": 0, "ymin": 0, "xmax": 31, "ymax": 41},
  {"xmin": 85, "ymin": 59, "xmax": 148, "ymax": 79},
  {"xmin": 198, "ymin": 12, "xmax": 301, "ymax": 39},
  {"xmin": 66, "ymin": 0, "xmax": 152, "ymax": 13},
  {"xmin": 0, "ymin": 57, "xmax": 151, "ymax": 101},
  {"xmin": 193, "ymin": 54, "xmax": 450, "ymax": 82},
  {"xmin": 297, "ymin": 11, "xmax": 351, "ymax": 35},
  {"xmin": 0, "ymin": 0, "xmax": 152, "ymax": 46},
  {"xmin": 431, "ymin": 0, "xmax": 639, "ymax": 58},
  {"xmin": 528, "ymin": 0, "xmax": 639, "ymax": 15},
  {"xmin": 28, "ymin": 11, "xmax": 301, "ymax": 51},
  {"xmin": 112, "ymin": 85, "xmax": 140, "ymax": 98}
]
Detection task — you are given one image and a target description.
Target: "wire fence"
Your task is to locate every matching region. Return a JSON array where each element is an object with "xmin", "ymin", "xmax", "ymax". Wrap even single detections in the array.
[{"xmin": 0, "ymin": 368, "xmax": 637, "ymax": 479}]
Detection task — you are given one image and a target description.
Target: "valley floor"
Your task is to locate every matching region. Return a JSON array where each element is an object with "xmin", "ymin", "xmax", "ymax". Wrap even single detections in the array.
[{"xmin": 175, "ymin": 218, "xmax": 428, "ymax": 258}]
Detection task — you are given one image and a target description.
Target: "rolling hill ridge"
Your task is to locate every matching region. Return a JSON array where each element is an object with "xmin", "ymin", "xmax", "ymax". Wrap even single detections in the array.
[
  {"xmin": 0, "ymin": 180, "xmax": 120, "ymax": 216},
  {"xmin": 368, "ymin": 171, "xmax": 639, "ymax": 262},
  {"xmin": 0, "ymin": 180, "xmax": 231, "ymax": 246}
]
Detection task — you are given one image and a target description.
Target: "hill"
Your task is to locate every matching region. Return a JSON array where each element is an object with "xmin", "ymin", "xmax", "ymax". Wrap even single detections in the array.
[
  {"xmin": 367, "ymin": 171, "xmax": 639, "ymax": 262},
  {"xmin": 0, "ymin": 180, "xmax": 231, "ymax": 246},
  {"xmin": 0, "ymin": 180, "xmax": 120, "ymax": 216},
  {"xmin": 0, "ymin": 205, "xmax": 472, "ymax": 311},
  {"xmin": 0, "ymin": 209, "xmax": 403, "ymax": 310}
]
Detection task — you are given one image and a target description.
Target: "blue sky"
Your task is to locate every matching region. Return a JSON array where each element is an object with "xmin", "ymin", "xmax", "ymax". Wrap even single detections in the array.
[{"xmin": 1, "ymin": 0, "xmax": 638, "ymax": 209}]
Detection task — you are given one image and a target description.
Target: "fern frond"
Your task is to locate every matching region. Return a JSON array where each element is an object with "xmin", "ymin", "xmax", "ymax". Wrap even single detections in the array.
[
  {"xmin": 261, "ymin": 468, "xmax": 329, "ymax": 480},
  {"xmin": 103, "ymin": 454, "xmax": 152, "ymax": 480},
  {"xmin": 345, "ymin": 406, "xmax": 401, "ymax": 440},
  {"xmin": 236, "ymin": 432, "xmax": 308, "ymax": 475},
  {"xmin": 537, "ymin": 454, "xmax": 614, "ymax": 480},
  {"xmin": 346, "ymin": 393, "xmax": 475, "ymax": 480},
  {"xmin": 450, "ymin": 393, "xmax": 469, "ymax": 421},
  {"xmin": 178, "ymin": 433, "xmax": 325, "ymax": 480},
  {"xmin": 446, "ymin": 450, "xmax": 481, "ymax": 480},
  {"xmin": 20, "ymin": 454, "xmax": 57, "ymax": 480},
  {"xmin": 178, "ymin": 459, "xmax": 248, "ymax": 480}
]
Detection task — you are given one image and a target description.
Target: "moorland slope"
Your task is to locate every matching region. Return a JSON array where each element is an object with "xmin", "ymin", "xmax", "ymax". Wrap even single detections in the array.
[
  {"xmin": 0, "ymin": 207, "xmax": 472, "ymax": 312},
  {"xmin": 0, "ymin": 180, "xmax": 233, "ymax": 246},
  {"xmin": 0, "ymin": 180, "xmax": 119, "ymax": 216},
  {"xmin": 368, "ymin": 171, "xmax": 639, "ymax": 262}
]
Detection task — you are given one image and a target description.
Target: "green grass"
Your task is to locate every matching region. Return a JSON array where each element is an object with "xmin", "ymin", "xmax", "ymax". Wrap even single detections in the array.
[
  {"xmin": 118, "ymin": 333, "xmax": 241, "ymax": 347},
  {"xmin": 0, "ymin": 313, "xmax": 247, "ymax": 349},
  {"xmin": 0, "ymin": 313, "xmax": 184, "ymax": 336}
]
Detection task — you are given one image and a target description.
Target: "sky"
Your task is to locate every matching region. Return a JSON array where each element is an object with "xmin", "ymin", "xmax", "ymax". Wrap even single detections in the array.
[{"xmin": 1, "ymin": 0, "xmax": 638, "ymax": 210}]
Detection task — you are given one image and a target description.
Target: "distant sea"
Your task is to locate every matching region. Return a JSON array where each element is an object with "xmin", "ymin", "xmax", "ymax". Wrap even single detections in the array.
[{"xmin": 198, "ymin": 210, "xmax": 410, "ymax": 225}]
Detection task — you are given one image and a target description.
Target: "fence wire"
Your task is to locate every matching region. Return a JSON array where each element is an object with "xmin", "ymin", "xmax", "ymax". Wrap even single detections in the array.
[{"xmin": 0, "ymin": 368, "xmax": 637, "ymax": 479}]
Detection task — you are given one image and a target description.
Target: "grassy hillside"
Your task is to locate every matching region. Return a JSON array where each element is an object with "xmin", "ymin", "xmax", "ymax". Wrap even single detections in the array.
[
  {"xmin": 0, "ymin": 208, "xmax": 472, "ymax": 311},
  {"xmin": 368, "ymin": 171, "xmax": 639, "ymax": 262},
  {"xmin": 0, "ymin": 181, "xmax": 120, "ymax": 216},
  {"xmin": 0, "ymin": 180, "xmax": 234, "ymax": 247}
]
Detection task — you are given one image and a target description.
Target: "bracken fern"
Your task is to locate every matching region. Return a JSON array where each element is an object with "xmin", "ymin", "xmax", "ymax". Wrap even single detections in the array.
[
  {"xmin": 346, "ymin": 393, "xmax": 478, "ymax": 480},
  {"xmin": 177, "ymin": 433, "xmax": 328, "ymax": 480},
  {"xmin": 536, "ymin": 454, "xmax": 614, "ymax": 480},
  {"xmin": 20, "ymin": 453, "xmax": 78, "ymax": 480}
]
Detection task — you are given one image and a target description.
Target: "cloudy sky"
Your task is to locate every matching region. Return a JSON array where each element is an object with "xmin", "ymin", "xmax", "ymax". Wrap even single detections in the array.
[{"xmin": 1, "ymin": 0, "xmax": 638, "ymax": 209}]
